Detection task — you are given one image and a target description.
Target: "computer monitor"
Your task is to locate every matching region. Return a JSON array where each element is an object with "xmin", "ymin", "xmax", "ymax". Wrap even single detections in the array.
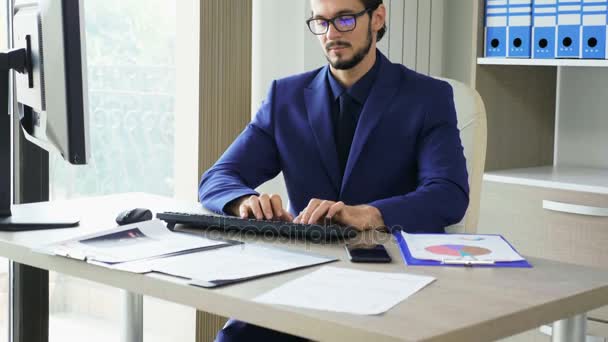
[{"xmin": 0, "ymin": 0, "xmax": 89, "ymax": 231}]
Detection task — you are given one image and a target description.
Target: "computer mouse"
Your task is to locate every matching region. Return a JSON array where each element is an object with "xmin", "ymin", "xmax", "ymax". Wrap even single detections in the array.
[{"xmin": 116, "ymin": 208, "xmax": 153, "ymax": 226}]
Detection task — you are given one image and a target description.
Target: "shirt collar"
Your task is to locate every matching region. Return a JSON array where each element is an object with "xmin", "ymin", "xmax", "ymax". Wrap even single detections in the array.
[{"xmin": 327, "ymin": 49, "xmax": 381, "ymax": 105}]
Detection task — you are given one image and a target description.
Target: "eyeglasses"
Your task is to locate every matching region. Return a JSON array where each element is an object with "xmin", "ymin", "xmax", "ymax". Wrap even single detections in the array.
[{"xmin": 306, "ymin": 8, "xmax": 372, "ymax": 35}]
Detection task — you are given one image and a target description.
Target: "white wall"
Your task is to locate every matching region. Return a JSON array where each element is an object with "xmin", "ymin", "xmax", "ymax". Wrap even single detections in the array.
[
  {"xmin": 175, "ymin": 0, "xmax": 200, "ymax": 201},
  {"xmin": 252, "ymin": 0, "xmax": 308, "ymax": 115},
  {"xmin": 251, "ymin": 0, "xmax": 324, "ymax": 200}
]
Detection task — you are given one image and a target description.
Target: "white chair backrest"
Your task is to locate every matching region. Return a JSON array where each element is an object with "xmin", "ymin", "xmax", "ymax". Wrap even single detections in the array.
[{"xmin": 438, "ymin": 77, "xmax": 488, "ymax": 234}]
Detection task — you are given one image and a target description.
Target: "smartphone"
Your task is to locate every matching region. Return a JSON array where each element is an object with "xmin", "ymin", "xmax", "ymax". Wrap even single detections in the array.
[{"xmin": 345, "ymin": 244, "xmax": 392, "ymax": 263}]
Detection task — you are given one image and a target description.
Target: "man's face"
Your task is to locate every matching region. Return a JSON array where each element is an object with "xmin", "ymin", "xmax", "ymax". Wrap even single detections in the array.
[{"xmin": 310, "ymin": 0, "xmax": 375, "ymax": 70}]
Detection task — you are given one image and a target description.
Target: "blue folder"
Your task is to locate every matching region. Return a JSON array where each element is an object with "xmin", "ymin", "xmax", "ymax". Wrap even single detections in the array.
[
  {"xmin": 533, "ymin": 0, "xmax": 558, "ymax": 58},
  {"xmin": 557, "ymin": 0, "xmax": 583, "ymax": 58},
  {"xmin": 485, "ymin": 0, "xmax": 509, "ymax": 57},
  {"xmin": 581, "ymin": 0, "xmax": 607, "ymax": 59},
  {"xmin": 508, "ymin": 0, "xmax": 533, "ymax": 57},
  {"xmin": 393, "ymin": 230, "xmax": 533, "ymax": 268}
]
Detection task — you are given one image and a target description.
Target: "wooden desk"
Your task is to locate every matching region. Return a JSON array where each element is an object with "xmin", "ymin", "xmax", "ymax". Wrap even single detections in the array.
[{"xmin": 1, "ymin": 193, "xmax": 607, "ymax": 342}]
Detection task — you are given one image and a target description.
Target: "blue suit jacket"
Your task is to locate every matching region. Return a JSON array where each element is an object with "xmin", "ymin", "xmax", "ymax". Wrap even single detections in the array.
[{"xmin": 199, "ymin": 52, "xmax": 469, "ymax": 233}]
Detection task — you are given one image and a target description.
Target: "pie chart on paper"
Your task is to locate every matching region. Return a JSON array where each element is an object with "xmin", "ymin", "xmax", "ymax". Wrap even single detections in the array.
[{"xmin": 425, "ymin": 244, "xmax": 492, "ymax": 257}]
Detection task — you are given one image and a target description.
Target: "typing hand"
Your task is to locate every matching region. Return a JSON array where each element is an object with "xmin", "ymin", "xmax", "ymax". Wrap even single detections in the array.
[
  {"xmin": 293, "ymin": 199, "xmax": 385, "ymax": 231},
  {"xmin": 229, "ymin": 194, "xmax": 294, "ymax": 222}
]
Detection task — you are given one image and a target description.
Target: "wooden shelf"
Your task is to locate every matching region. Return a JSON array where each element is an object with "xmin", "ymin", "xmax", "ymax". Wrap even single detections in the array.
[
  {"xmin": 477, "ymin": 58, "xmax": 608, "ymax": 67},
  {"xmin": 484, "ymin": 166, "xmax": 608, "ymax": 195}
]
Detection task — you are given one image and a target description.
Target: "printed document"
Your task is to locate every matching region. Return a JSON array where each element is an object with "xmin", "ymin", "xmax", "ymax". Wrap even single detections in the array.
[
  {"xmin": 401, "ymin": 232, "xmax": 525, "ymax": 262},
  {"xmin": 114, "ymin": 243, "xmax": 336, "ymax": 286},
  {"xmin": 255, "ymin": 266, "xmax": 435, "ymax": 315},
  {"xmin": 42, "ymin": 219, "xmax": 229, "ymax": 264}
]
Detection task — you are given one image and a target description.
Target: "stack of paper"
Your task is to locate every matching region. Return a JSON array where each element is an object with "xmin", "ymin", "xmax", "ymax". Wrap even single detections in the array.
[
  {"xmin": 255, "ymin": 266, "xmax": 435, "ymax": 315},
  {"xmin": 37, "ymin": 220, "xmax": 339, "ymax": 288},
  {"xmin": 114, "ymin": 243, "xmax": 337, "ymax": 288},
  {"xmin": 40, "ymin": 219, "xmax": 229, "ymax": 264}
]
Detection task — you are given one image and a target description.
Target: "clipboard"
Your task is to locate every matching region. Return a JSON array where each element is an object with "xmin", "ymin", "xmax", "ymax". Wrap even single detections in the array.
[{"xmin": 393, "ymin": 230, "xmax": 532, "ymax": 268}]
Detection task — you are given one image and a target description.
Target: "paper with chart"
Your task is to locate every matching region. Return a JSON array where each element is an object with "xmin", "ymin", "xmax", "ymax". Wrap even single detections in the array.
[
  {"xmin": 401, "ymin": 232, "xmax": 525, "ymax": 262},
  {"xmin": 113, "ymin": 243, "xmax": 337, "ymax": 286},
  {"xmin": 43, "ymin": 219, "xmax": 229, "ymax": 264},
  {"xmin": 254, "ymin": 266, "xmax": 435, "ymax": 315}
]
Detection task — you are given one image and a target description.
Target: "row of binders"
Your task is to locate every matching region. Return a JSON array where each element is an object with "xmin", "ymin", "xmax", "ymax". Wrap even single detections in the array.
[{"xmin": 485, "ymin": 0, "xmax": 608, "ymax": 59}]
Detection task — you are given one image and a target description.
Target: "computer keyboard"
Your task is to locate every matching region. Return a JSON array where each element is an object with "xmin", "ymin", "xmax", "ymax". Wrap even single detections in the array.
[{"xmin": 156, "ymin": 212, "xmax": 358, "ymax": 241}]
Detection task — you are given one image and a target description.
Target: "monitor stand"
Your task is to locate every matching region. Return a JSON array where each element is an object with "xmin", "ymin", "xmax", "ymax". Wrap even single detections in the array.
[
  {"xmin": 1, "ymin": 48, "xmax": 79, "ymax": 231},
  {"xmin": 0, "ymin": 205, "xmax": 79, "ymax": 231}
]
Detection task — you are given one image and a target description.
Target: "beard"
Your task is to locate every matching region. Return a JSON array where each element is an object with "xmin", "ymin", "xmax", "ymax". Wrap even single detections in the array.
[{"xmin": 325, "ymin": 23, "xmax": 373, "ymax": 70}]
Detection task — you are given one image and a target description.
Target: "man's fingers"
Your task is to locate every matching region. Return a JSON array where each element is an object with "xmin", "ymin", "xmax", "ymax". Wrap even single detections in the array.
[
  {"xmin": 299, "ymin": 199, "xmax": 321, "ymax": 224},
  {"xmin": 277, "ymin": 207, "xmax": 294, "ymax": 222},
  {"xmin": 239, "ymin": 203, "xmax": 250, "ymax": 219},
  {"xmin": 247, "ymin": 196, "xmax": 264, "ymax": 220},
  {"xmin": 241, "ymin": 196, "xmax": 345, "ymax": 225},
  {"xmin": 282, "ymin": 211, "xmax": 295, "ymax": 222},
  {"xmin": 326, "ymin": 201, "xmax": 345, "ymax": 219},
  {"xmin": 259, "ymin": 194, "xmax": 274, "ymax": 220},
  {"xmin": 308, "ymin": 201, "xmax": 333, "ymax": 224},
  {"xmin": 269, "ymin": 194, "xmax": 284, "ymax": 218}
]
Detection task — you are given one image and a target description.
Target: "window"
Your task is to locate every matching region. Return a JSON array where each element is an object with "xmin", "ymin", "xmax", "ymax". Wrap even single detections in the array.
[
  {"xmin": 0, "ymin": 261, "xmax": 6, "ymax": 342},
  {"xmin": 1, "ymin": 0, "xmax": 9, "ymax": 340},
  {"xmin": 47, "ymin": 1, "xmax": 194, "ymax": 341},
  {"xmin": 49, "ymin": 0, "xmax": 176, "ymax": 198}
]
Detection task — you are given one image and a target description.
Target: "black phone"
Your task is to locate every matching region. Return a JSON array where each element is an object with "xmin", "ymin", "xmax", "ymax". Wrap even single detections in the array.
[{"xmin": 345, "ymin": 244, "xmax": 392, "ymax": 263}]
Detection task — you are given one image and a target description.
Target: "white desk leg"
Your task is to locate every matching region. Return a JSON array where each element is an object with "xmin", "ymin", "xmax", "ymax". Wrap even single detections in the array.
[
  {"xmin": 552, "ymin": 314, "xmax": 587, "ymax": 342},
  {"xmin": 122, "ymin": 291, "xmax": 143, "ymax": 342}
]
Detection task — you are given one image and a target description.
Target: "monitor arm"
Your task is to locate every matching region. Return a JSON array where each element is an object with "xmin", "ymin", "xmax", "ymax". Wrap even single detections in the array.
[{"xmin": 1, "ymin": 47, "xmax": 29, "ymax": 218}]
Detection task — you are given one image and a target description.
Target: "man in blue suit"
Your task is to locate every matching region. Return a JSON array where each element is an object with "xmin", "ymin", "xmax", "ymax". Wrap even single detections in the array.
[{"xmin": 200, "ymin": 0, "xmax": 469, "ymax": 340}]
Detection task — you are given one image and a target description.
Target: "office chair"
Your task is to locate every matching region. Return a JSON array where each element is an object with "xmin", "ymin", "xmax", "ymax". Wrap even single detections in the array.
[{"xmin": 439, "ymin": 77, "xmax": 488, "ymax": 234}]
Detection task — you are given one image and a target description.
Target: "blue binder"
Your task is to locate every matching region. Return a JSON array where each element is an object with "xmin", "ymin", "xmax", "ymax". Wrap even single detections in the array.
[
  {"xmin": 508, "ymin": 0, "xmax": 533, "ymax": 57},
  {"xmin": 485, "ymin": 0, "xmax": 509, "ymax": 57},
  {"xmin": 393, "ymin": 231, "xmax": 533, "ymax": 268},
  {"xmin": 581, "ymin": 0, "xmax": 607, "ymax": 59},
  {"xmin": 557, "ymin": 0, "xmax": 583, "ymax": 58},
  {"xmin": 533, "ymin": 0, "xmax": 558, "ymax": 58}
]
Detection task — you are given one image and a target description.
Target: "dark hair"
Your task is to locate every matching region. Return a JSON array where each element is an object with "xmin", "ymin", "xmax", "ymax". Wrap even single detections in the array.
[{"xmin": 360, "ymin": 0, "xmax": 386, "ymax": 42}]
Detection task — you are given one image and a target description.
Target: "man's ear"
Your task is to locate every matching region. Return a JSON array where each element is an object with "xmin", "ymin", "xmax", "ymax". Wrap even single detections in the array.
[{"xmin": 372, "ymin": 4, "xmax": 386, "ymax": 33}]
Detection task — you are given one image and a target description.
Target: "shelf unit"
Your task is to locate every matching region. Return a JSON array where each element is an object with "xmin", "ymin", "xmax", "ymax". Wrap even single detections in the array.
[
  {"xmin": 441, "ymin": 0, "xmax": 608, "ymax": 194},
  {"xmin": 443, "ymin": 0, "xmax": 608, "ymax": 187},
  {"xmin": 442, "ymin": 1, "xmax": 608, "ymax": 338},
  {"xmin": 475, "ymin": 57, "xmax": 608, "ymax": 195},
  {"xmin": 472, "ymin": 61, "xmax": 608, "ymax": 193},
  {"xmin": 484, "ymin": 165, "xmax": 608, "ymax": 195}
]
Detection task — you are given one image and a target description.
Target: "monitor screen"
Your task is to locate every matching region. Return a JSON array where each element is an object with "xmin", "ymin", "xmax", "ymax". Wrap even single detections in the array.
[
  {"xmin": 13, "ymin": 0, "xmax": 89, "ymax": 165},
  {"xmin": 1, "ymin": 0, "xmax": 89, "ymax": 229}
]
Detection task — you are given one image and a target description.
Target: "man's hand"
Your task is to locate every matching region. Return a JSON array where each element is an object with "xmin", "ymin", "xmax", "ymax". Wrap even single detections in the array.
[
  {"xmin": 228, "ymin": 194, "xmax": 294, "ymax": 222},
  {"xmin": 293, "ymin": 199, "xmax": 385, "ymax": 231}
]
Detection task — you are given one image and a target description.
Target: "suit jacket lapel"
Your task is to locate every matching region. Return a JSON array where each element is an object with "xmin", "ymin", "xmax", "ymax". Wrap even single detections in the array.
[
  {"xmin": 341, "ymin": 53, "xmax": 402, "ymax": 193},
  {"xmin": 304, "ymin": 66, "xmax": 341, "ymax": 194}
]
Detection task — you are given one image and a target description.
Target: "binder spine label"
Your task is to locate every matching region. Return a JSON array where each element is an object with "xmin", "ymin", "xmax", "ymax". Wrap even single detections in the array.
[
  {"xmin": 508, "ymin": 0, "xmax": 534, "ymax": 57},
  {"xmin": 581, "ymin": 1, "xmax": 607, "ymax": 58},
  {"xmin": 486, "ymin": 0, "xmax": 509, "ymax": 57},
  {"xmin": 533, "ymin": 1, "xmax": 558, "ymax": 58},
  {"xmin": 557, "ymin": 0, "xmax": 583, "ymax": 57}
]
